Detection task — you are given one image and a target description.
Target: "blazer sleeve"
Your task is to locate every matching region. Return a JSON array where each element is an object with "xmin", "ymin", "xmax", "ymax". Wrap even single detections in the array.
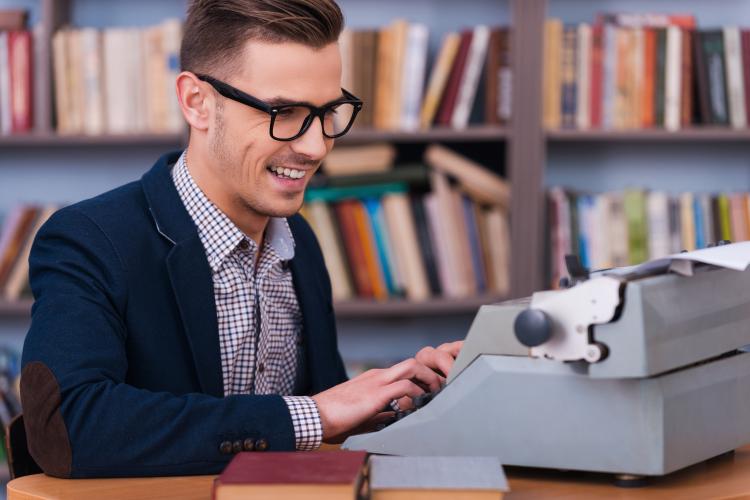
[{"xmin": 21, "ymin": 207, "xmax": 297, "ymax": 478}]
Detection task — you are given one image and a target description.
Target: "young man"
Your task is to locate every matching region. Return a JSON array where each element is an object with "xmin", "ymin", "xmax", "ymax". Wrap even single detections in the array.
[{"xmin": 20, "ymin": 0, "xmax": 461, "ymax": 478}]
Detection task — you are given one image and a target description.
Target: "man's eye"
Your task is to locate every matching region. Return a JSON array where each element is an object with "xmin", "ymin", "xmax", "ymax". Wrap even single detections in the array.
[{"xmin": 277, "ymin": 109, "xmax": 295, "ymax": 117}]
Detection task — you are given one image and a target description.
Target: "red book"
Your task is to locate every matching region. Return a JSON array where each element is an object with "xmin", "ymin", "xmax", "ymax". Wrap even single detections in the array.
[
  {"xmin": 436, "ymin": 29, "xmax": 473, "ymax": 126},
  {"xmin": 213, "ymin": 450, "xmax": 367, "ymax": 500},
  {"xmin": 680, "ymin": 28, "xmax": 693, "ymax": 127},
  {"xmin": 589, "ymin": 24, "xmax": 603, "ymax": 128},
  {"xmin": 8, "ymin": 30, "xmax": 32, "ymax": 133},
  {"xmin": 642, "ymin": 28, "xmax": 656, "ymax": 128},
  {"xmin": 742, "ymin": 30, "xmax": 750, "ymax": 127},
  {"xmin": 334, "ymin": 200, "xmax": 373, "ymax": 298}
]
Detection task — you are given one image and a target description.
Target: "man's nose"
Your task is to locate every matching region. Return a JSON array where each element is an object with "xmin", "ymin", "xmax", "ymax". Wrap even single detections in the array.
[{"xmin": 290, "ymin": 116, "xmax": 330, "ymax": 160}]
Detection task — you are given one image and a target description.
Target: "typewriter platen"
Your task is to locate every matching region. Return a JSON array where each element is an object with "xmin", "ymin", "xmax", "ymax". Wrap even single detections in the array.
[{"xmin": 343, "ymin": 242, "xmax": 750, "ymax": 478}]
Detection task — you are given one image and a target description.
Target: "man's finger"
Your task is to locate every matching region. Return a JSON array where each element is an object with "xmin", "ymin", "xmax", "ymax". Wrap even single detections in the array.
[
  {"xmin": 382, "ymin": 378, "xmax": 425, "ymax": 402},
  {"xmin": 382, "ymin": 358, "xmax": 442, "ymax": 392},
  {"xmin": 437, "ymin": 340, "xmax": 463, "ymax": 358},
  {"xmin": 416, "ymin": 347, "xmax": 455, "ymax": 378}
]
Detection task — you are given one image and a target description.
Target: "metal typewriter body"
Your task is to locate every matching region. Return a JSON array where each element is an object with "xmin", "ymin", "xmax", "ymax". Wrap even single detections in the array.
[{"xmin": 343, "ymin": 251, "xmax": 750, "ymax": 476}]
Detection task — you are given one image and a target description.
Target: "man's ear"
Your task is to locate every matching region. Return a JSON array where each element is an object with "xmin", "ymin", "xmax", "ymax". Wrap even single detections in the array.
[{"xmin": 175, "ymin": 71, "xmax": 212, "ymax": 132}]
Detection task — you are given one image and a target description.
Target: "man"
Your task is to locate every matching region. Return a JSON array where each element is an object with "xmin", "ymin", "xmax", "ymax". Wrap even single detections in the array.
[{"xmin": 20, "ymin": 0, "xmax": 462, "ymax": 478}]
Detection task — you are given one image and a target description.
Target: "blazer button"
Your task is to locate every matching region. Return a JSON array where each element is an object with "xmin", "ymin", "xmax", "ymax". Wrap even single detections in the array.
[
  {"xmin": 243, "ymin": 438, "xmax": 255, "ymax": 451},
  {"xmin": 296, "ymin": 337, "xmax": 304, "ymax": 346},
  {"xmin": 257, "ymin": 362, "xmax": 265, "ymax": 373},
  {"xmin": 255, "ymin": 438, "xmax": 268, "ymax": 451},
  {"xmin": 219, "ymin": 441, "xmax": 233, "ymax": 455},
  {"xmin": 232, "ymin": 440, "xmax": 243, "ymax": 454}
]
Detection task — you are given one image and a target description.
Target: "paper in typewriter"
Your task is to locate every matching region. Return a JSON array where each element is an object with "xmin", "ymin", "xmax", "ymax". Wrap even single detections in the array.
[{"xmin": 667, "ymin": 241, "xmax": 750, "ymax": 275}]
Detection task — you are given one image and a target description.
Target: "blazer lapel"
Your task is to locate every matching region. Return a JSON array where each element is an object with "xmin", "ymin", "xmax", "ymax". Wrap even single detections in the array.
[
  {"xmin": 142, "ymin": 151, "xmax": 224, "ymax": 397},
  {"xmin": 166, "ymin": 236, "xmax": 224, "ymax": 397}
]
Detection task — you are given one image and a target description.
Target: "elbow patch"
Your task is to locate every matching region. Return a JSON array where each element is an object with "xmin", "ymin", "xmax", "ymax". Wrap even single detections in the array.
[{"xmin": 20, "ymin": 362, "xmax": 72, "ymax": 478}]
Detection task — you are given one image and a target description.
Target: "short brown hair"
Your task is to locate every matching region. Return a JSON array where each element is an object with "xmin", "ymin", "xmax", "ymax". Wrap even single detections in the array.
[{"xmin": 181, "ymin": 0, "xmax": 344, "ymax": 78}]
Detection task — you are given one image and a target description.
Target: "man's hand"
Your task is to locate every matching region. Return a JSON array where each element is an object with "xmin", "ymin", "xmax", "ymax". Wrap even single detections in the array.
[
  {"xmin": 415, "ymin": 340, "xmax": 463, "ymax": 378},
  {"xmin": 312, "ymin": 358, "xmax": 443, "ymax": 443}
]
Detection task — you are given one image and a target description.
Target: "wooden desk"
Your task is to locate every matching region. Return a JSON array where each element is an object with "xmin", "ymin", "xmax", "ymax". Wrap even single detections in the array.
[{"xmin": 8, "ymin": 447, "xmax": 750, "ymax": 500}]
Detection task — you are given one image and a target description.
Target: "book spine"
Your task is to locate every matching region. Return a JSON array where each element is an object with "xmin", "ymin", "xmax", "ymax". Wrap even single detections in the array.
[
  {"xmin": 724, "ymin": 27, "xmax": 747, "ymax": 129},
  {"xmin": 8, "ymin": 30, "xmax": 32, "ymax": 133},
  {"xmin": 451, "ymin": 25, "xmax": 490, "ymax": 129},
  {"xmin": 654, "ymin": 29, "xmax": 667, "ymax": 128},
  {"xmin": 590, "ymin": 24, "xmax": 604, "ymax": 128},
  {"xmin": 664, "ymin": 26, "xmax": 683, "ymax": 131},
  {"xmin": 560, "ymin": 26, "xmax": 577, "ymax": 129},
  {"xmin": 680, "ymin": 28, "xmax": 694, "ymax": 127},
  {"xmin": 436, "ymin": 30, "xmax": 472, "ymax": 126},
  {"xmin": 576, "ymin": 24, "xmax": 591, "ymax": 130}
]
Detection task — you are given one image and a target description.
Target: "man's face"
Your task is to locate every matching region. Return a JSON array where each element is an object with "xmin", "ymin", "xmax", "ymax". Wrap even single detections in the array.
[{"xmin": 207, "ymin": 40, "xmax": 342, "ymax": 218}]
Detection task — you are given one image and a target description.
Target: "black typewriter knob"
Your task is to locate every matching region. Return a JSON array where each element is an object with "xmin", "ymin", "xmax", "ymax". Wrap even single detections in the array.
[{"xmin": 514, "ymin": 309, "xmax": 552, "ymax": 347}]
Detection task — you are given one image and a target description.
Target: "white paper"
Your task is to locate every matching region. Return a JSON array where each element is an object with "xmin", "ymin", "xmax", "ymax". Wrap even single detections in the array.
[{"xmin": 667, "ymin": 241, "xmax": 750, "ymax": 273}]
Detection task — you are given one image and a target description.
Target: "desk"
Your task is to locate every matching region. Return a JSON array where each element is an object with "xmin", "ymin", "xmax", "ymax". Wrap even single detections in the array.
[{"xmin": 8, "ymin": 446, "xmax": 750, "ymax": 500}]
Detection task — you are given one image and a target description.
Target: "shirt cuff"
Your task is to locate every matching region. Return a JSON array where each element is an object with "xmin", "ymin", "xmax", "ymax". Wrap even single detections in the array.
[{"xmin": 282, "ymin": 396, "xmax": 323, "ymax": 451}]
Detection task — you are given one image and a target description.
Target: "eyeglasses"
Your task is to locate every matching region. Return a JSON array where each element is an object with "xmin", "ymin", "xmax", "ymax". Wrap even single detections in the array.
[{"xmin": 196, "ymin": 74, "xmax": 363, "ymax": 141}]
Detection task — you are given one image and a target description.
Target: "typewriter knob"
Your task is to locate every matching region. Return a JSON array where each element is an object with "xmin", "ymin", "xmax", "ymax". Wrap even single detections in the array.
[{"xmin": 514, "ymin": 309, "xmax": 552, "ymax": 347}]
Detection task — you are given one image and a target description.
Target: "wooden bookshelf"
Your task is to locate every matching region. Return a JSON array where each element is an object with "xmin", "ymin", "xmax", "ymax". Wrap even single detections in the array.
[
  {"xmin": 546, "ymin": 128, "xmax": 750, "ymax": 142},
  {"xmin": 340, "ymin": 126, "xmax": 508, "ymax": 144}
]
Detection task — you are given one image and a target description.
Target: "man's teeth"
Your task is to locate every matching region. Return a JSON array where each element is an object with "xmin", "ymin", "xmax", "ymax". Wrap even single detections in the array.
[{"xmin": 269, "ymin": 166, "xmax": 305, "ymax": 179}]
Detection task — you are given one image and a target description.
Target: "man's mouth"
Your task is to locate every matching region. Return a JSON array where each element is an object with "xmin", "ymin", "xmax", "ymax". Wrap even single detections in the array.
[{"xmin": 267, "ymin": 165, "xmax": 306, "ymax": 180}]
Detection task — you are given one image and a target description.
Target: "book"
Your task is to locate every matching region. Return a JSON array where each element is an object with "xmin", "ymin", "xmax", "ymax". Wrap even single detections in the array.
[
  {"xmin": 421, "ymin": 32, "xmax": 460, "ymax": 128},
  {"xmin": 724, "ymin": 27, "xmax": 747, "ymax": 129},
  {"xmin": 382, "ymin": 193, "xmax": 430, "ymax": 300},
  {"xmin": 423, "ymin": 144, "xmax": 509, "ymax": 208},
  {"xmin": 485, "ymin": 27, "xmax": 511, "ymax": 125},
  {"xmin": 400, "ymin": 23, "xmax": 429, "ymax": 131},
  {"xmin": 436, "ymin": 29, "xmax": 472, "ymax": 126},
  {"xmin": 543, "ymin": 19, "xmax": 563, "ymax": 129},
  {"xmin": 213, "ymin": 450, "xmax": 367, "ymax": 500},
  {"xmin": 8, "ymin": 30, "xmax": 32, "ymax": 133},
  {"xmin": 304, "ymin": 201, "xmax": 353, "ymax": 301},
  {"xmin": 451, "ymin": 25, "xmax": 490, "ymax": 129},
  {"xmin": 368, "ymin": 455, "xmax": 508, "ymax": 500},
  {"xmin": 322, "ymin": 143, "xmax": 396, "ymax": 176}
]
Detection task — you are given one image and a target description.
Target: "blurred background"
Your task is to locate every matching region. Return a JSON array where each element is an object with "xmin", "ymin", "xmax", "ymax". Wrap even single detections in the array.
[{"xmin": 2, "ymin": 0, "xmax": 750, "ymax": 488}]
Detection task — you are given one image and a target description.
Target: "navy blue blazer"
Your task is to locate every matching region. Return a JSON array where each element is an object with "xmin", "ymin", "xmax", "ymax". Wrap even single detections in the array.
[{"xmin": 20, "ymin": 151, "xmax": 347, "ymax": 478}]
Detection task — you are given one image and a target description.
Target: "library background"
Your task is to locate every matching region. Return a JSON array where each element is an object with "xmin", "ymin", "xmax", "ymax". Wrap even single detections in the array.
[{"xmin": 1, "ymin": 0, "xmax": 750, "ymax": 488}]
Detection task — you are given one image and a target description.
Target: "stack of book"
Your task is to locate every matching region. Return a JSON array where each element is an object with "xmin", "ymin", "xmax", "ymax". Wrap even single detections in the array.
[
  {"xmin": 51, "ymin": 18, "xmax": 183, "ymax": 135},
  {"xmin": 548, "ymin": 187, "xmax": 750, "ymax": 287},
  {"xmin": 340, "ymin": 21, "xmax": 511, "ymax": 131},
  {"xmin": 0, "ymin": 204, "xmax": 57, "ymax": 301},
  {"xmin": 0, "ymin": 9, "xmax": 33, "ymax": 135},
  {"xmin": 544, "ymin": 12, "xmax": 750, "ymax": 131},
  {"xmin": 304, "ymin": 144, "xmax": 510, "ymax": 302}
]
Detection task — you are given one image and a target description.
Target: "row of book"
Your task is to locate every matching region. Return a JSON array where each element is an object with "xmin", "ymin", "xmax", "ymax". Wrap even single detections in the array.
[
  {"xmin": 0, "ymin": 204, "xmax": 57, "ymax": 301},
  {"xmin": 213, "ymin": 450, "xmax": 507, "ymax": 500},
  {"xmin": 304, "ymin": 144, "xmax": 511, "ymax": 301},
  {"xmin": 548, "ymin": 187, "xmax": 750, "ymax": 287},
  {"xmin": 340, "ymin": 22, "xmax": 511, "ymax": 131},
  {"xmin": 52, "ymin": 19, "xmax": 183, "ymax": 135},
  {"xmin": 544, "ymin": 12, "xmax": 750, "ymax": 131},
  {"xmin": 0, "ymin": 9, "xmax": 33, "ymax": 135}
]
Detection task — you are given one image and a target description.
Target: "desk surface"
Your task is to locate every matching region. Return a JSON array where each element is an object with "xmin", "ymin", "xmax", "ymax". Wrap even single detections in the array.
[{"xmin": 8, "ymin": 447, "xmax": 750, "ymax": 500}]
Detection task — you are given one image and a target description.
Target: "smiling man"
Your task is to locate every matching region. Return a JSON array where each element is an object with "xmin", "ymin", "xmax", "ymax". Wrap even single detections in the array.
[{"xmin": 19, "ymin": 0, "xmax": 461, "ymax": 479}]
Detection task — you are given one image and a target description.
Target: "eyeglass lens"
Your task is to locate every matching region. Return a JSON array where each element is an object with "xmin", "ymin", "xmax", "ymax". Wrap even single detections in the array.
[{"xmin": 273, "ymin": 102, "xmax": 357, "ymax": 139}]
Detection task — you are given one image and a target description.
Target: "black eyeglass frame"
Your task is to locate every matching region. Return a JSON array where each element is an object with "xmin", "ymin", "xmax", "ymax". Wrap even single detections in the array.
[{"xmin": 196, "ymin": 73, "xmax": 363, "ymax": 141}]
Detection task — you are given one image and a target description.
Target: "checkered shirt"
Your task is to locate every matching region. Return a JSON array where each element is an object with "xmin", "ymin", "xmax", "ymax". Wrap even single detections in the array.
[{"xmin": 172, "ymin": 151, "xmax": 322, "ymax": 451}]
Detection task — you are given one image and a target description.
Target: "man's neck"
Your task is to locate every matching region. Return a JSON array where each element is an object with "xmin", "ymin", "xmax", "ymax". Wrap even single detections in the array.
[{"xmin": 184, "ymin": 147, "xmax": 269, "ymax": 247}]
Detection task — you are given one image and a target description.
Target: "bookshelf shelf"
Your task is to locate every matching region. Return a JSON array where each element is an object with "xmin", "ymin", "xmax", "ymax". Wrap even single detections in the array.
[
  {"xmin": 546, "ymin": 128, "xmax": 750, "ymax": 143},
  {"xmin": 340, "ymin": 126, "xmax": 508, "ymax": 144},
  {"xmin": 0, "ymin": 296, "xmax": 507, "ymax": 320},
  {"xmin": 334, "ymin": 294, "xmax": 507, "ymax": 318},
  {"xmin": 0, "ymin": 132, "xmax": 187, "ymax": 148}
]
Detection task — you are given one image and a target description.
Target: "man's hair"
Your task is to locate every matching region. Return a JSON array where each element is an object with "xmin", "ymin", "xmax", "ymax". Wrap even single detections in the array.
[{"xmin": 181, "ymin": 0, "xmax": 344, "ymax": 78}]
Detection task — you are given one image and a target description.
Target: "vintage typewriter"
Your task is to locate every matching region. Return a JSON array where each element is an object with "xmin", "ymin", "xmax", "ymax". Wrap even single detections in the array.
[{"xmin": 343, "ymin": 242, "xmax": 750, "ymax": 482}]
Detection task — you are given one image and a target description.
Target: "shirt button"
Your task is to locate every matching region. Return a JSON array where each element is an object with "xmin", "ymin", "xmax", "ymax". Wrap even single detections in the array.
[
  {"xmin": 219, "ymin": 441, "xmax": 233, "ymax": 455},
  {"xmin": 239, "ymin": 240, "xmax": 249, "ymax": 250},
  {"xmin": 257, "ymin": 362, "xmax": 265, "ymax": 373}
]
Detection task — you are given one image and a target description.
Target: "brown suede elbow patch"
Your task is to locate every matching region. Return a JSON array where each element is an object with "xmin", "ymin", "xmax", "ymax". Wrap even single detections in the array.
[{"xmin": 20, "ymin": 362, "xmax": 72, "ymax": 478}]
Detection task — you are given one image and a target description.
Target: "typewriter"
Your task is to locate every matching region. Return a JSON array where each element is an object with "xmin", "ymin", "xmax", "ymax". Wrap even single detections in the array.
[{"xmin": 343, "ymin": 242, "xmax": 750, "ymax": 481}]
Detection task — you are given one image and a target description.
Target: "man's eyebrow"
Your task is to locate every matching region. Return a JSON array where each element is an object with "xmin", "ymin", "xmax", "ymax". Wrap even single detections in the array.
[{"xmin": 266, "ymin": 93, "xmax": 346, "ymax": 107}]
